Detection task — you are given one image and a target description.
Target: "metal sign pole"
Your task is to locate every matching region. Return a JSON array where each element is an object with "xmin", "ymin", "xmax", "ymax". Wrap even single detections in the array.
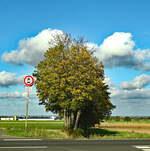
[
  {"xmin": 25, "ymin": 87, "xmax": 29, "ymax": 131},
  {"xmin": 24, "ymin": 75, "xmax": 34, "ymax": 131}
]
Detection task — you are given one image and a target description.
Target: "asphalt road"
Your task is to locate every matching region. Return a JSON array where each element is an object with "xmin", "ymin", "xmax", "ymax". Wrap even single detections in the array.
[{"xmin": 0, "ymin": 138, "xmax": 150, "ymax": 151}]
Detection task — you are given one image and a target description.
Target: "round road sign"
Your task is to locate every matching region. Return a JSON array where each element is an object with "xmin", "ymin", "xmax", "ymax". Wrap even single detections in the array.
[{"xmin": 24, "ymin": 75, "xmax": 34, "ymax": 86}]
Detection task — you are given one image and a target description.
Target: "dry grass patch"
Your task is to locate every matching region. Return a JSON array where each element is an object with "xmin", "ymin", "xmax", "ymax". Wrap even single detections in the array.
[
  {"xmin": 47, "ymin": 129, "xmax": 68, "ymax": 138},
  {"xmin": 5, "ymin": 128, "xmax": 67, "ymax": 139},
  {"xmin": 104, "ymin": 128, "xmax": 150, "ymax": 135},
  {"xmin": 101, "ymin": 122, "xmax": 150, "ymax": 129},
  {"xmin": 100, "ymin": 122, "xmax": 150, "ymax": 137}
]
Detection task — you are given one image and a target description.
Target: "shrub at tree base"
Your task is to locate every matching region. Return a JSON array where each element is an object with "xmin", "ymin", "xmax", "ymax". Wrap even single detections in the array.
[
  {"xmin": 63, "ymin": 127, "xmax": 85, "ymax": 138},
  {"xmin": 33, "ymin": 34, "xmax": 115, "ymax": 131}
]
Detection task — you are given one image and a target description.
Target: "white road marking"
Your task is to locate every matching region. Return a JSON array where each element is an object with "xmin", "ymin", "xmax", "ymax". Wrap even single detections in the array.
[
  {"xmin": 142, "ymin": 149, "xmax": 150, "ymax": 151},
  {"xmin": 3, "ymin": 139, "xmax": 42, "ymax": 141},
  {"xmin": 0, "ymin": 146, "xmax": 48, "ymax": 149},
  {"xmin": 133, "ymin": 145, "xmax": 150, "ymax": 151},
  {"xmin": 133, "ymin": 146, "xmax": 150, "ymax": 149}
]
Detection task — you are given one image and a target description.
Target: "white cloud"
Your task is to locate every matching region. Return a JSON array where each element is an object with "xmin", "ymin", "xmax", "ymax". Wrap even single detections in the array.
[
  {"xmin": 111, "ymin": 87, "xmax": 150, "ymax": 100},
  {"xmin": 0, "ymin": 71, "xmax": 23, "ymax": 87},
  {"xmin": 98, "ymin": 32, "xmax": 134, "ymax": 58},
  {"xmin": 3, "ymin": 30, "xmax": 150, "ymax": 71},
  {"xmin": 0, "ymin": 92, "xmax": 24, "ymax": 99},
  {"xmin": 85, "ymin": 42, "xmax": 98, "ymax": 52},
  {"xmin": 95, "ymin": 32, "xmax": 150, "ymax": 71},
  {"xmin": 2, "ymin": 28, "xmax": 63, "ymax": 66},
  {"xmin": 108, "ymin": 74, "xmax": 150, "ymax": 100},
  {"xmin": 120, "ymin": 74, "xmax": 150, "ymax": 90},
  {"xmin": 0, "ymin": 91, "xmax": 36, "ymax": 99},
  {"xmin": 104, "ymin": 76, "xmax": 114, "ymax": 88},
  {"xmin": 103, "ymin": 74, "xmax": 150, "ymax": 100}
]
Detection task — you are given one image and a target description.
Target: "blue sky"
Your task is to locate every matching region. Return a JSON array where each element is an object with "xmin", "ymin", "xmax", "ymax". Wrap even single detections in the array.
[{"xmin": 1, "ymin": 0, "xmax": 150, "ymax": 116}]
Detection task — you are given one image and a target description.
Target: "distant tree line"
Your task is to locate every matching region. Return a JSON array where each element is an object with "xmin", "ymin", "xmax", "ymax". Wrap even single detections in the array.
[{"xmin": 105, "ymin": 116, "xmax": 150, "ymax": 122}]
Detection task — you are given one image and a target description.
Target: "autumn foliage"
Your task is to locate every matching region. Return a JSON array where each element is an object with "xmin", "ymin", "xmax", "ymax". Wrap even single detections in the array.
[{"xmin": 33, "ymin": 34, "xmax": 115, "ymax": 130}]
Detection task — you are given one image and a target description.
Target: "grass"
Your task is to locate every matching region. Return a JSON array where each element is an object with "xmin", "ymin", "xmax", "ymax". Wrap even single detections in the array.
[
  {"xmin": 98, "ymin": 130, "xmax": 150, "ymax": 139},
  {"xmin": 0, "ymin": 120, "xmax": 66, "ymax": 139},
  {"xmin": 1, "ymin": 120, "xmax": 150, "ymax": 139},
  {"xmin": 0, "ymin": 120, "xmax": 63, "ymax": 123},
  {"xmin": 4, "ymin": 127, "xmax": 150, "ymax": 139},
  {"xmin": 62, "ymin": 128, "xmax": 150, "ymax": 139},
  {"xmin": 87, "ymin": 128, "xmax": 150, "ymax": 139},
  {"xmin": 0, "ymin": 121, "xmax": 64, "ymax": 129},
  {"xmin": 5, "ymin": 128, "xmax": 66, "ymax": 138}
]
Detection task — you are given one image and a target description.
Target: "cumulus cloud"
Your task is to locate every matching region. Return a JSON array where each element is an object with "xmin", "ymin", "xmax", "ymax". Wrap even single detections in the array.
[
  {"xmin": 103, "ymin": 74, "xmax": 150, "ymax": 100},
  {"xmin": 120, "ymin": 74, "xmax": 150, "ymax": 90},
  {"xmin": 95, "ymin": 32, "xmax": 150, "ymax": 71},
  {"xmin": 98, "ymin": 32, "xmax": 135, "ymax": 58},
  {"xmin": 104, "ymin": 76, "xmax": 114, "ymax": 88},
  {"xmin": 111, "ymin": 88, "xmax": 150, "ymax": 100},
  {"xmin": 2, "ymin": 29, "xmax": 63, "ymax": 66},
  {"xmin": 0, "ymin": 71, "xmax": 24, "ymax": 87},
  {"xmin": 108, "ymin": 74, "xmax": 150, "ymax": 100},
  {"xmin": 3, "ymin": 29, "xmax": 150, "ymax": 71},
  {"xmin": 84, "ymin": 42, "xmax": 98, "ymax": 52},
  {"xmin": 0, "ymin": 91, "xmax": 36, "ymax": 99},
  {"xmin": 0, "ymin": 92, "xmax": 24, "ymax": 99}
]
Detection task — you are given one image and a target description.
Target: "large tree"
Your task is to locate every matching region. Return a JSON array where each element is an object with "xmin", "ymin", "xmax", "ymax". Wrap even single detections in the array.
[{"xmin": 33, "ymin": 34, "xmax": 115, "ymax": 130}]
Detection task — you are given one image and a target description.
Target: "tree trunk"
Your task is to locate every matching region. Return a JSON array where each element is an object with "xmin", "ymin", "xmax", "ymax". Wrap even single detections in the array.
[
  {"xmin": 64, "ymin": 109, "xmax": 67, "ymax": 127},
  {"xmin": 70, "ymin": 112, "xmax": 75, "ymax": 128},
  {"xmin": 64, "ymin": 109, "xmax": 72, "ymax": 128},
  {"xmin": 67, "ymin": 113, "xmax": 71, "ymax": 127},
  {"xmin": 64, "ymin": 109, "xmax": 80, "ymax": 129},
  {"xmin": 74, "ymin": 111, "xmax": 81, "ymax": 130}
]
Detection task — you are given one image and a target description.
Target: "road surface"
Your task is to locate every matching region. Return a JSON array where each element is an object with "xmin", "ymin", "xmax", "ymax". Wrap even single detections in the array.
[{"xmin": 0, "ymin": 138, "xmax": 150, "ymax": 151}]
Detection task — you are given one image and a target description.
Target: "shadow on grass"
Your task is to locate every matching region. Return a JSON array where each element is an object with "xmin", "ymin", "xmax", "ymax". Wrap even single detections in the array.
[
  {"xmin": 83, "ymin": 128, "xmax": 119, "ymax": 138},
  {"xmin": 5, "ymin": 127, "xmax": 120, "ymax": 139},
  {"xmin": 65, "ymin": 127, "xmax": 119, "ymax": 138}
]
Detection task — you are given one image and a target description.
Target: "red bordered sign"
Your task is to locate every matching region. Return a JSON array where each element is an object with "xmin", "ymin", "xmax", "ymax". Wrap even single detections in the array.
[{"xmin": 24, "ymin": 75, "xmax": 34, "ymax": 86}]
